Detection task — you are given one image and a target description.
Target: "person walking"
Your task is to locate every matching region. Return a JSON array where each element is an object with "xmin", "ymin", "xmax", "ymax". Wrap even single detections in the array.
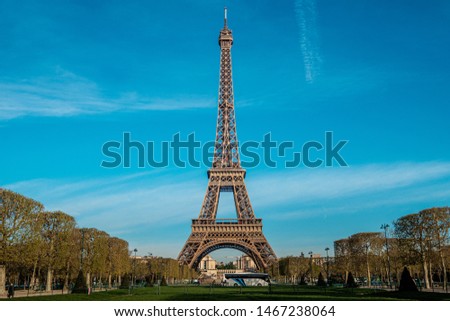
[{"xmin": 7, "ymin": 283, "xmax": 14, "ymax": 299}]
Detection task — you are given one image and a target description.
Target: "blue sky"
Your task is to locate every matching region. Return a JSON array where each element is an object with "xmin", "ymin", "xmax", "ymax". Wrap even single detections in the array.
[{"xmin": 1, "ymin": 0, "xmax": 450, "ymax": 261}]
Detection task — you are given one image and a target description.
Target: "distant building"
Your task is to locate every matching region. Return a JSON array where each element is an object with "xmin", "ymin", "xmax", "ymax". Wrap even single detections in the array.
[
  {"xmin": 200, "ymin": 255, "xmax": 216, "ymax": 270},
  {"xmin": 235, "ymin": 255, "xmax": 257, "ymax": 270},
  {"xmin": 198, "ymin": 254, "xmax": 257, "ymax": 282}
]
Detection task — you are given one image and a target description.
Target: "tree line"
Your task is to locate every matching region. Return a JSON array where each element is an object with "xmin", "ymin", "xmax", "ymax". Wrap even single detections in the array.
[
  {"xmin": 3, "ymin": 188, "xmax": 447, "ymax": 292},
  {"xmin": 333, "ymin": 207, "xmax": 449, "ymax": 289},
  {"xmin": 132, "ymin": 256, "xmax": 199, "ymax": 286},
  {"xmin": 276, "ymin": 207, "xmax": 449, "ymax": 291},
  {"xmin": 0, "ymin": 189, "xmax": 130, "ymax": 295}
]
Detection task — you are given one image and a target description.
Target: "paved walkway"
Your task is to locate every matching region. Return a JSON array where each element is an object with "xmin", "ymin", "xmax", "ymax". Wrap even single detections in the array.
[
  {"xmin": 1, "ymin": 289, "xmax": 73, "ymax": 299},
  {"xmin": 359, "ymin": 285, "xmax": 449, "ymax": 294},
  {"xmin": 1, "ymin": 287, "xmax": 109, "ymax": 299}
]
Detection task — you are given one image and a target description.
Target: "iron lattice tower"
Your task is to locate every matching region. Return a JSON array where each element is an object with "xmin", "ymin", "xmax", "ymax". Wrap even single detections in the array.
[{"xmin": 178, "ymin": 9, "xmax": 277, "ymax": 271}]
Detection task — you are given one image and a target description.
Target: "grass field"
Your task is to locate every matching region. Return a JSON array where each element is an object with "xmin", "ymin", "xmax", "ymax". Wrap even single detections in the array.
[{"xmin": 6, "ymin": 285, "xmax": 450, "ymax": 301}]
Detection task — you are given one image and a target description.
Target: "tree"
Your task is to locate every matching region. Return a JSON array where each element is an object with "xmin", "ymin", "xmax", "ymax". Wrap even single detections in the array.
[
  {"xmin": 334, "ymin": 233, "xmax": 384, "ymax": 286},
  {"xmin": 420, "ymin": 207, "xmax": 450, "ymax": 291},
  {"xmin": 393, "ymin": 209, "xmax": 450, "ymax": 290},
  {"xmin": 91, "ymin": 230, "xmax": 110, "ymax": 284},
  {"xmin": 217, "ymin": 261, "xmax": 236, "ymax": 270},
  {"xmin": 394, "ymin": 213, "xmax": 428, "ymax": 288},
  {"xmin": 278, "ymin": 255, "xmax": 313, "ymax": 284},
  {"xmin": 384, "ymin": 238, "xmax": 403, "ymax": 286},
  {"xmin": 398, "ymin": 266, "xmax": 418, "ymax": 292},
  {"xmin": 145, "ymin": 256, "xmax": 198, "ymax": 285},
  {"xmin": 0, "ymin": 189, "xmax": 43, "ymax": 295},
  {"xmin": 39, "ymin": 211, "xmax": 76, "ymax": 291},
  {"xmin": 334, "ymin": 238, "xmax": 352, "ymax": 283},
  {"xmin": 0, "ymin": 189, "xmax": 133, "ymax": 294},
  {"xmin": 120, "ymin": 273, "xmax": 131, "ymax": 289},
  {"xmin": 348, "ymin": 232, "xmax": 383, "ymax": 287},
  {"xmin": 160, "ymin": 275, "xmax": 168, "ymax": 286},
  {"xmin": 62, "ymin": 228, "xmax": 83, "ymax": 290},
  {"xmin": 107, "ymin": 237, "xmax": 130, "ymax": 288},
  {"xmin": 80, "ymin": 228, "xmax": 111, "ymax": 287}
]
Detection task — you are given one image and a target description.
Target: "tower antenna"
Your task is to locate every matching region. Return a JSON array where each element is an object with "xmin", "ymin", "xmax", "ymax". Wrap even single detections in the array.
[{"xmin": 224, "ymin": 7, "xmax": 228, "ymax": 28}]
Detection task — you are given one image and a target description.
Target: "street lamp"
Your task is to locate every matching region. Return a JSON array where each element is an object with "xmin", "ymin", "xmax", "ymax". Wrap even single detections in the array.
[
  {"xmin": 146, "ymin": 253, "xmax": 154, "ymax": 285},
  {"xmin": 380, "ymin": 224, "xmax": 392, "ymax": 289},
  {"xmin": 133, "ymin": 248, "xmax": 138, "ymax": 287},
  {"xmin": 325, "ymin": 247, "xmax": 330, "ymax": 285},
  {"xmin": 308, "ymin": 251, "xmax": 313, "ymax": 285},
  {"xmin": 364, "ymin": 243, "xmax": 371, "ymax": 287},
  {"xmin": 80, "ymin": 229, "xmax": 85, "ymax": 270}
]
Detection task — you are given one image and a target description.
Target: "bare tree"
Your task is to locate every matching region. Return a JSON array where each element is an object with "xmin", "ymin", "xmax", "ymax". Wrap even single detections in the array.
[
  {"xmin": 394, "ymin": 213, "xmax": 432, "ymax": 288},
  {"xmin": 334, "ymin": 238, "xmax": 352, "ymax": 283},
  {"xmin": 421, "ymin": 207, "xmax": 450, "ymax": 290},
  {"xmin": 349, "ymin": 232, "xmax": 383, "ymax": 287}
]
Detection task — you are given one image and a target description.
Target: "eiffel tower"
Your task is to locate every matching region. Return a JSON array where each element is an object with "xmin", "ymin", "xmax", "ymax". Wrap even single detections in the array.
[{"xmin": 178, "ymin": 8, "xmax": 277, "ymax": 271}]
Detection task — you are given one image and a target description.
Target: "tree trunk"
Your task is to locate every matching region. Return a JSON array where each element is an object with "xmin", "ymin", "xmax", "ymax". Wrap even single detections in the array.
[
  {"xmin": 86, "ymin": 271, "xmax": 91, "ymax": 288},
  {"xmin": 108, "ymin": 274, "xmax": 112, "ymax": 289},
  {"xmin": 441, "ymin": 252, "xmax": 447, "ymax": 291},
  {"xmin": 422, "ymin": 255, "xmax": 430, "ymax": 289},
  {"xmin": 46, "ymin": 268, "xmax": 53, "ymax": 292},
  {"xmin": 429, "ymin": 260, "xmax": 433, "ymax": 289},
  {"xmin": 0, "ymin": 265, "xmax": 5, "ymax": 296},
  {"xmin": 30, "ymin": 260, "xmax": 38, "ymax": 290},
  {"xmin": 384, "ymin": 264, "xmax": 389, "ymax": 285},
  {"xmin": 64, "ymin": 272, "xmax": 69, "ymax": 292},
  {"xmin": 366, "ymin": 256, "xmax": 371, "ymax": 287},
  {"xmin": 46, "ymin": 240, "xmax": 55, "ymax": 292},
  {"xmin": 64, "ymin": 261, "xmax": 70, "ymax": 291}
]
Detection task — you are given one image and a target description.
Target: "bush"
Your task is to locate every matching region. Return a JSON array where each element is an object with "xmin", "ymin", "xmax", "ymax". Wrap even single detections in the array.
[
  {"xmin": 120, "ymin": 273, "xmax": 131, "ymax": 289},
  {"xmin": 317, "ymin": 272, "xmax": 326, "ymax": 286},
  {"xmin": 145, "ymin": 275, "xmax": 154, "ymax": 287},
  {"xmin": 71, "ymin": 270, "xmax": 88, "ymax": 294},
  {"xmin": 345, "ymin": 272, "xmax": 358, "ymax": 288},
  {"xmin": 298, "ymin": 275, "xmax": 307, "ymax": 285},
  {"xmin": 399, "ymin": 266, "xmax": 418, "ymax": 292}
]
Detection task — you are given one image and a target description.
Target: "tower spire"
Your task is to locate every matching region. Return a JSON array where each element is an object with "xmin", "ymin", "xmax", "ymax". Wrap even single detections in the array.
[
  {"xmin": 215, "ymin": 7, "xmax": 237, "ymax": 168},
  {"xmin": 224, "ymin": 7, "xmax": 228, "ymax": 28}
]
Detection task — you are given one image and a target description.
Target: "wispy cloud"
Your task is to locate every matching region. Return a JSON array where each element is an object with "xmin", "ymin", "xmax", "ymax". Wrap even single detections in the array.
[
  {"xmin": 4, "ymin": 171, "xmax": 204, "ymax": 228},
  {"xmin": 247, "ymin": 162, "xmax": 450, "ymax": 223},
  {"xmin": 295, "ymin": 0, "xmax": 322, "ymax": 83},
  {"xmin": 250, "ymin": 161, "xmax": 450, "ymax": 207},
  {"xmin": 4, "ymin": 161, "xmax": 450, "ymax": 256},
  {"xmin": 5, "ymin": 161, "xmax": 450, "ymax": 226},
  {"xmin": 0, "ymin": 68, "xmax": 214, "ymax": 120}
]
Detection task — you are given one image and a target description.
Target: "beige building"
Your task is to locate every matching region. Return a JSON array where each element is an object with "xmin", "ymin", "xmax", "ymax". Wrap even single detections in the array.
[
  {"xmin": 234, "ymin": 255, "xmax": 257, "ymax": 270},
  {"xmin": 199, "ymin": 254, "xmax": 256, "ymax": 281},
  {"xmin": 200, "ymin": 255, "xmax": 216, "ymax": 271}
]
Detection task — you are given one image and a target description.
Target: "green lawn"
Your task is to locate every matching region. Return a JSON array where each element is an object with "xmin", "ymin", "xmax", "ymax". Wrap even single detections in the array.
[{"xmin": 6, "ymin": 285, "xmax": 450, "ymax": 301}]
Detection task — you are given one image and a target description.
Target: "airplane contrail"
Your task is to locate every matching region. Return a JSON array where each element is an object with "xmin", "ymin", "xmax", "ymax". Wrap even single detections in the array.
[{"xmin": 295, "ymin": 0, "xmax": 322, "ymax": 83}]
